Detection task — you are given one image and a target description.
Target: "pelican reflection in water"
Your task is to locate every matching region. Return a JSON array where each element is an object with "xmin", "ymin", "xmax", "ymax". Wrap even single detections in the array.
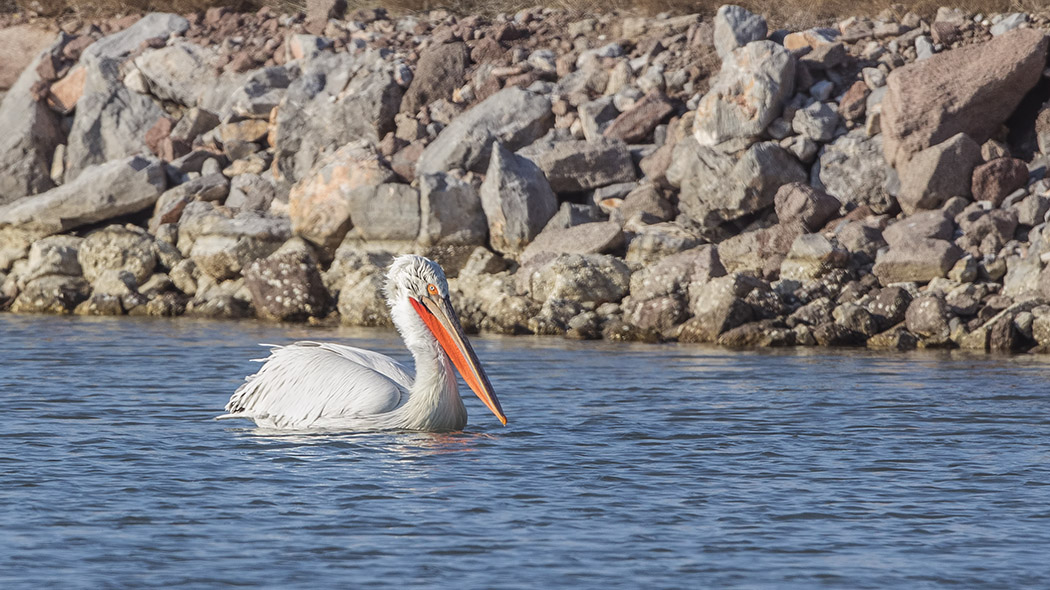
[{"xmin": 218, "ymin": 255, "xmax": 507, "ymax": 432}]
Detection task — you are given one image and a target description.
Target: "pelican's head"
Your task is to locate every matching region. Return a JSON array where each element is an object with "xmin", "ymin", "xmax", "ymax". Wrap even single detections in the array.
[{"xmin": 385, "ymin": 255, "xmax": 507, "ymax": 426}]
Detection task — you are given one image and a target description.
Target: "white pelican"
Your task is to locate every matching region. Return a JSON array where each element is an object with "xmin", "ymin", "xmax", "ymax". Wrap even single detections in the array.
[{"xmin": 218, "ymin": 255, "xmax": 507, "ymax": 432}]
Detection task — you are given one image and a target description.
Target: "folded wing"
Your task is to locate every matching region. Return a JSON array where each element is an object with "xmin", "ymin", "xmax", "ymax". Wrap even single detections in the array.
[{"xmin": 220, "ymin": 341, "xmax": 414, "ymax": 429}]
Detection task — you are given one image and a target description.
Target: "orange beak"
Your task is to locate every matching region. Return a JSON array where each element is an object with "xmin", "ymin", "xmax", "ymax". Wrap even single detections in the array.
[{"xmin": 410, "ymin": 294, "xmax": 507, "ymax": 426}]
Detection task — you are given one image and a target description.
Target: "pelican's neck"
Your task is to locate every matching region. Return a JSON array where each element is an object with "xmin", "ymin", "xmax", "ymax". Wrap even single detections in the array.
[{"xmin": 392, "ymin": 299, "xmax": 468, "ymax": 431}]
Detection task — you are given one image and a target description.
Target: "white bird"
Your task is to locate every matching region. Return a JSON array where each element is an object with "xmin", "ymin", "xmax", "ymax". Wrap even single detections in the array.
[{"xmin": 217, "ymin": 255, "xmax": 507, "ymax": 432}]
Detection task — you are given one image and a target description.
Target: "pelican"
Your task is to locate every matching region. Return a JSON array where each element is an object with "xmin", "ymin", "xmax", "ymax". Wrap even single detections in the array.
[{"xmin": 217, "ymin": 255, "xmax": 507, "ymax": 432}]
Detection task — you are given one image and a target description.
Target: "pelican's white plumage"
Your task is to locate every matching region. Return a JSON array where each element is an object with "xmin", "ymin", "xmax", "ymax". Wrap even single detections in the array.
[{"xmin": 218, "ymin": 255, "xmax": 506, "ymax": 432}]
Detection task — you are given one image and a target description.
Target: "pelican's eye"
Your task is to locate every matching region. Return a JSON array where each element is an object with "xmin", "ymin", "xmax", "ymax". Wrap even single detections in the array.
[{"xmin": 426, "ymin": 283, "xmax": 439, "ymax": 296}]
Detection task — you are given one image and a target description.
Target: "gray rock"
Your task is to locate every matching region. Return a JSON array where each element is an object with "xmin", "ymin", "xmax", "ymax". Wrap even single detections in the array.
[
  {"xmin": 479, "ymin": 143, "xmax": 558, "ymax": 256},
  {"xmin": 149, "ymin": 174, "xmax": 232, "ymax": 234},
  {"xmin": 779, "ymin": 234, "xmax": 849, "ymax": 281},
  {"xmin": 991, "ymin": 13, "xmax": 1028, "ymax": 36},
  {"xmin": 521, "ymin": 253, "xmax": 631, "ymax": 305},
  {"xmin": 693, "ymin": 41, "xmax": 794, "ymax": 151},
  {"xmin": 882, "ymin": 210, "xmax": 953, "ymax": 246},
  {"xmin": 713, "ymin": 5, "xmax": 768, "ymax": 58},
  {"xmin": 680, "ymin": 273, "xmax": 761, "ymax": 342},
  {"xmin": 624, "ymin": 222, "xmax": 704, "ymax": 265},
  {"xmin": 0, "ymin": 37, "xmax": 64, "ymax": 203},
  {"xmin": 417, "ymin": 172, "xmax": 487, "ymax": 246},
  {"xmin": 774, "ymin": 182, "xmax": 840, "ymax": 231},
  {"xmin": 226, "ymin": 174, "xmax": 277, "ymax": 212},
  {"xmin": 669, "ymin": 138, "xmax": 806, "ymax": 229},
  {"xmin": 346, "ymin": 183, "xmax": 420, "ymax": 241},
  {"xmin": 898, "ymin": 133, "xmax": 982, "ymax": 214},
  {"xmin": 81, "ymin": 13, "xmax": 189, "ymax": 63},
  {"xmin": 273, "ymin": 50, "xmax": 402, "ymax": 183},
  {"xmin": 416, "ymin": 87, "xmax": 553, "ymax": 175},
  {"xmin": 1010, "ymin": 193, "xmax": 1050, "ymax": 226},
  {"xmin": 10, "ymin": 275, "xmax": 90, "ymax": 314},
  {"xmin": 177, "ymin": 201, "xmax": 291, "ymax": 280},
  {"xmin": 225, "ymin": 66, "xmax": 297, "ymax": 119},
  {"xmin": 833, "ymin": 302, "xmax": 879, "ymax": 337},
  {"xmin": 578, "ymin": 96, "xmax": 619, "ymax": 142},
  {"xmin": 24, "ymin": 235, "xmax": 83, "ymax": 280},
  {"xmin": 717, "ymin": 222, "xmax": 805, "ymax": 277},
  {"xmin": 872, "ymin": 238, "xmax": 963, "ymax": 284},
  {"xmin": 79, "ymin": 225, "xmax": 157, "ymax": 284},
  {"xmin": 517, "ymin": 137, "xmax": 636, "ymax": 193},
  {"xmin": 905, "ymin": 294, "xmax": 951, "ymax": 340},
  {"xmin": 520, "ymin": 221, "xmax": 624, "ymax": 262},
  {"xmin": 337, "ymin": 267, "xmax": 391, "ymax": 327},
  {"xmin": 0, "ymin": 156, "xmax": 166, "ymax": 236},
  {"xmin": 868, "ymin": 286, "xmax": 913, "ymax": 330},
  {"xmin": 133, "ymin": 42, "xmax": 220, "ymax": 107},
  {"xmin": 65, "ymin": 57, "xmax": 165, "ymax": 181},
  {"xmin": 812, "ymin": 129, "xmax": 894, "ymax": 213},
  {"xmin": 628, "ymin": 245, "xmax": 724, "ymax": 301},
  {"xmin": 792, "ymin": 101, "xmax": 840, "ymax": 143},
  {"xmin": 170, "ymin": 108, "xmax": 220, "ymax": 145},
  {"xmin": 244, "ymin": 240, "xmax": 329, "ymax": 321}
]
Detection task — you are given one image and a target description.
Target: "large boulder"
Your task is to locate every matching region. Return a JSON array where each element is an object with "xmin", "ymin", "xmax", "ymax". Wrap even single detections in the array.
[
  {"xmin": 713, "ymin": 5, "xmax": 768, "ymax": 58},
  {"xmin": 244, "ymin": 240, "xmax": 329, "ymax": 321},
  {"xmin": 417, "ymin": 172, "xmax": 487, "ymax": 246},
  {"xmin": 717, "ymin": 221, "xmax": 805, "ymax": 276},
  {"xmin": 897, "ymin": 133, "xmax": 982, "ymax": 214},
  {"xmin": 64, "ymin": 57, "xmax": 165, "ymax": 181},
  {"xmin": 520, "ymin": 253, "xmax": 631, "ymax": 305},
  {"xmin": 0, "ymin": 24, "xmax": 57, "ymax": 92},
  {"xmin": 882, "ymin": 28, "xmax": 1048, "ymax": 165},
  {"xmin": 520, "ymin": 221, "xmax": 624, "ymax": 262},
  {"xmin": 774, "ymin": 182, "xmax": 840, "ymax": 231},
  {"xmin": 479, "ymin": 143, "xmax": 558, "ymax": 256},
  {"xmin": 0, "ymin": 156, "xmax": 166, "ymax": 235},
  {"xmin": 79, "ymin": 225, "xmax": 157, "ymax": 285},
  {"xmin": 0, "ymin": 37, "xmax": 65, "ymax": 203},
  {"xmin": 22, "ymin": 235, "xmax": 83, "ymax": 281},
  {"xmin": 80, "ymin": 13, "xmax": 189, "ymax": 63},
  {"xmin": 287, "ymin": 141, "xmax": 396, "ymax": 250},
  {"xmin": 812, "ymin": 129, "xmax": 894, "ymax": 214},
  {"xmin": 273, "ymin": 50, "xmax": 402, "ymax": 183},
  {"xmin": 177, "ymin": 201, "xmax": 291, "ymax": 281},
  {"xmin": 416, "ymin": 87, "xmax": 553, "ymax": 175},
  {"xmin": 10, "ymin": 275, "xmax": 90, "ymax": 314},
  {"xmin": 400, "ymin": 41, "xmax": 470, "ymax": 116},
  {"xmin": 517, "ymin": 137, "xmax": 635, "ymax": 193},
  {"xmin": 345, "ymin": 183, "xmax": 420, "ymax": 242},
  {"xmin": 132, "ymin": 42, "xmax": 223, "ymax": 108},
  {"xmin": 680, "ymin": 273, "xmax": 762, "ymax": 342},
  {"xmin": 692, "ymin": 40, "xmax": 795, "ymax": 151},
  {"xmin": 971, "ymin": 157, "xmax": 1029, "ymax": 207},
  {"xmin": 872, "ymin": 237, "xmax": 963, "ymax": 284},
  {"xmin": 668, "ymin": 138, "xmax": 806, "ymax": 230}
]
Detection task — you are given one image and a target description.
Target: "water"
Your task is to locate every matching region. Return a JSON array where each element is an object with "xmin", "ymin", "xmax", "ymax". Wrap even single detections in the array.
[{"xmin": 2, "ymin": 314, "xmax": 1050, "ymax": 589}]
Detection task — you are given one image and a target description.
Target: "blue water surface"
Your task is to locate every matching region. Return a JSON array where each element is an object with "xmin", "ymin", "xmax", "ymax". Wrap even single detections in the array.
[{"xmin": 2, "ymin": 314, "xmax": 1049, "ymax": 589}]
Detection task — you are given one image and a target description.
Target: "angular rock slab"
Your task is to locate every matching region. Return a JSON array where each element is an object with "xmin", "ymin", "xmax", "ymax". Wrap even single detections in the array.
[
  {"xmin": 0, "ymin": 156, "xmax": 166, "ymax": 236},
  {"xmin": 417, "ymin": 172, "xmax": 487, "ymax": 247},
  {"xmin": 0, "ymin": 37, "xmax": 65, "ymax": 204},
  {"xmin": 81, "ymin": 13, "xmax": 189, "ymax": 64},
  {"xmin": 287, "ymin": 140, "xmax": 396, "ymax": 250},
  {"xmin": 245, "ymin": 244, "xmax": 329, "ymax": 321},
  {"xmin": 416, "ymin": 87, "xmax": 553, "ymax": 175},
  {"xmin": 713, "ymin": 5, "xmax": 768, "ymax": 58},
  {"xmin": 521, "ymin": 253, "xmax": 631, "ymax": 305},
  {"xmin": 812, "ymin": 129, "xmax": 894, "ymax": 214},
  {"xmin": 517, "ymin": 137, "xmax": 635, "ymax": 193},
  {"xmin": 692, "ymin": 41, "xmax": 795, "ymax": 151},
  {"xmin": 479, "ymin": 143, "xmax": 558, "ymax": 256},
  {"xmin": 274, "ymin": 50, "xmax": 402, "ymax": 183},
  {"xmin": 65, "ymin": 57, "xmax": 165, "ymax": 182},
  {"xmin": 400, "ymin": 41, "xmax": 470, "ymax": 116},
  {"xmin": 897, "ymin": 133, "xmax": 982, "ymax": 214},
  {"xmin": 668, "ymin": 138, "xmax": 806, "ymax": 230},
  {"xmin": 882, "ymin": 28, "xmax": 1048, "ymax": 166},
  {"xmin": 520, "ymin": 221, "xmax": 624, "ymax": 262},
  {"xmin": 872, "ymin": 238, "xmax": 963, "ymax": 284}
]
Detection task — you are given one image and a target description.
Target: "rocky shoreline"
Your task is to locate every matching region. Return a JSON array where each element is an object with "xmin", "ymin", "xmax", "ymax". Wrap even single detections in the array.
[{"xmin": 3, "ymin": 3, "xmax": 1050, "ymax": 353}]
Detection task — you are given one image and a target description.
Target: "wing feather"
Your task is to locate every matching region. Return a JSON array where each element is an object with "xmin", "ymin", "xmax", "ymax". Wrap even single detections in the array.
[{"xmin": 221, "ymin": 341, "xmax": 414, "ymax": 428}]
